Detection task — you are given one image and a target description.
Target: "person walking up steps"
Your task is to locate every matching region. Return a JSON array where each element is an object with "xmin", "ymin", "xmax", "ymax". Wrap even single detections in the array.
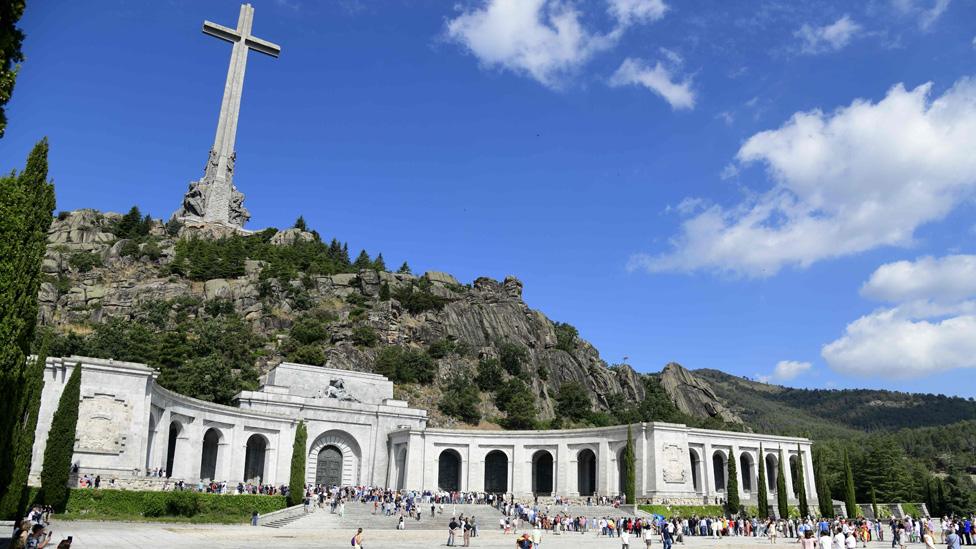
[{"xmin": 351, "ymin": 528, "xmax": 364, "ymax": 549}]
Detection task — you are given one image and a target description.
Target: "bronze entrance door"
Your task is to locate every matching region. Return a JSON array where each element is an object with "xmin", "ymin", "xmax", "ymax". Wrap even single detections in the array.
[{"xmin": 316, "ymin": 446, "xmax": 343, "ymax": 486}]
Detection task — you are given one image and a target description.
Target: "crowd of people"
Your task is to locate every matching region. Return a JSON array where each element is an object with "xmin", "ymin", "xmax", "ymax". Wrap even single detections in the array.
[{"xmin": 9, "ymin": 505, "xmax": 71, "ymax": 549}]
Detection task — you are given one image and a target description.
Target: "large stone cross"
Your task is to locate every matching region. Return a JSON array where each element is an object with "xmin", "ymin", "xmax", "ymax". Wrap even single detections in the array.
[{"xmin": 176, "ymin": 3, "xmax": 280, "ymax": 228}]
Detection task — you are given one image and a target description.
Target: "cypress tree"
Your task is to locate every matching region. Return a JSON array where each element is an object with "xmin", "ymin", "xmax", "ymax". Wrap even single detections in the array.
[
  {"xmin": 0, "ymin": 0, "xmax": 27, "ymax": 138},
  {"xmin": 287, "ymin": 421, "xmax": 307, "ymax": 506},
  {"xmin": 842, "ymin": 449, "xmax": 857, "ymax": 518},
  {"xmin": 795, "ymin": 445, "xmax": 809, "ymax": 518},
  {"xmin": 814, "ymin": 448, "xmax": 833, "ymax": 517},
  {"xmin": 725, "ymin": 452, "xmax": 740, "ymax": 516},
  {"xmin": 935, "ymin": 478, "xmax": 946, "ymax": 517},
  {"xmin": 923, "ymin": 477, "xmax": 935, "ymax": 517},
  {"xmin": 0, "ymin": 139, "xmax": 56, "ymax": 519},
  {"xmin": 622, "ymin": 425, "xmax": 636, "ymax": 505},
  {"xmin": 870, "ymin": 486, "xmax": 878, "ymax": 520},
  {"xmin": 776, "ymin": 449, "xmax": 788, "ymax": 519},
  {"xmin": 757, "ymin": 446, "xmax": 769, "ymax": 519},
  {"xmin": 40, "ymin": 364, "xmax": 81, "ymax": 511}
]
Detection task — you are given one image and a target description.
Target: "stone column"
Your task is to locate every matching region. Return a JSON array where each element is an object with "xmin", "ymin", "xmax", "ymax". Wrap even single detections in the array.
[
  {"xmin": 229, "ymin": 424, "xmax": 246, "ymax": 484},
  {"xmin": 782, "ymin": 447, "xmax": 795, "ymax": 502},
  {"xmin": 703, "ymin": 442, "xmax": 715, "ymax": 500},
  {"xmin": 803, "ymin": 447, "xmax": 817, "ymax": 503},
  {"xmin": 512, "ymin": 443, "xmax": 526, "ymax": 496},
  {"xmin": 636, "ymin": 425, "xmax": 647, "ymax": 499},
  {"xmin": 404, "ymin": 431, "xmax": 425, "ymax": 491},
  {"xmin": 555, "ymin": 442, "xmax": 569, "ymax": 496},
  {"xmin": 598, "ymin": 439, "xmax": 611, "ymax": 497}
]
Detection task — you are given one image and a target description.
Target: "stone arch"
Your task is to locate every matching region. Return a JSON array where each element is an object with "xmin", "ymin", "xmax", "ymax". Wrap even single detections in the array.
[
  {"xmin": 789, "ymin": 454, "xmax": 799, "ymax": 496},
  {"xmin": 165, "ymin": 420, "xmax": 184, "ymax": 477},
  {"xmin": 484, "ymin": 450, "xmax": 508, "ymax": 494},
  {"xmin": 765, "ymin": 453, "xmax": 778, "ymax": 491},
  {"xmin": 307, "ymin": 429, "xmax": 362, "ymax": 487},
  {"xmin": 317, "ymin": 445, "xmax": 343, "ymax": 487},
  {"xmin": 712, "ymin": 450, "xmax": 727, "ymax": 492},
  {"xmin": 740, "ymin": 452, "xmax": 755, "ymax": 492},
  {"xmin": 243, "ymin": 433, "xmax": 268, "ymax": 483},
  {"xmin": 438, "ymin": 449, "xmax": 462, "ymax": 491},
  {"xmin": 577, "ymin": 448, "xmax": 597, "ymax": 497},
  {"xmin": 532, "ymin": 450, "xmax": 554, "ymax": 496},
  {"xmin": 689, "ymin": 448, "xmax": 702, "ymax": 493},
  {"xmin": 146, "ymin": 411, "xmax": 159, "ymax": 472},
  {"xmin": 200, "ymin": 428, "xmax": 223, "ymax": 481}
]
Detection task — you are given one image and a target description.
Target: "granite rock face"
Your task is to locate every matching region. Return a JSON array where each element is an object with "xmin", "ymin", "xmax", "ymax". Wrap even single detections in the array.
[
  {"xmin": 659, "ymin": 362, "xmax": 743, "ymax": 425},
  {"xmin": 38, "ymin": 210, "xmax": 733, "ymax": 427}
]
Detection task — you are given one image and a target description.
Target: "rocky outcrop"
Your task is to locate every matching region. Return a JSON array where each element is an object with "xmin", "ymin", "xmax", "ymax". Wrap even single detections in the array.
[
  {"xmin": 659, "ymin": 362, "xmax": 743, "ymax": 425},
  {"xmin": 37, "ymin": 210, "xmax": 648, "ymax": 425}
]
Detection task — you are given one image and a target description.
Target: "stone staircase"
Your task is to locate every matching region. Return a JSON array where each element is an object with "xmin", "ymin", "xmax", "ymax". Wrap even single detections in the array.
[{"xmin": 293, "ymin": 502, "xmax": 503, "ymax": 531}]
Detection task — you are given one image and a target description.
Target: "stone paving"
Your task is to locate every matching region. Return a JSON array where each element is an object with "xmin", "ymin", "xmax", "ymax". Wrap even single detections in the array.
[{"xmin": 45, "ymin": 518, "xmax": 913, "ymax": 549}]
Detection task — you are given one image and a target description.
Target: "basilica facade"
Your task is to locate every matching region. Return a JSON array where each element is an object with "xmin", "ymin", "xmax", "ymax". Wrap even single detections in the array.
[{"xmin": 30, "ymin": 356, "xmax": 816, "ymax": 504}]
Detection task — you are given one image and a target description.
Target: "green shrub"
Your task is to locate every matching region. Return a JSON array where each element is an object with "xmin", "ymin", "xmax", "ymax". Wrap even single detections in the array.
[
  {"xmin": 553, "ymin": 322, "xmax": 578, "ymax": 353},
  {"xmin": 393, "ymin": 282, "xmax": 451, "ymax": 314},
  {"xmin": 374, "ymin": 346, "xmax": 436, "ymax": 384},
  {"xmin": 351, "ymin": 325, "xmax": 379, "ymax": 347},
  {"xmin": 289, "ymin": 318, "xmax": 329, "ymax": 345},
  {"xmin": 68, "ymin": 252, "xmax": 102, "ymax": 272},
  {"xmin": 287, "ymin": 345, "xmax": 325, "ymax": 366},
  {"xmin": 639, "ymin": 504, "xmax": 725, "ymax": 518},
  {"xmin": 555, "ymin": 381, "xmax": 592, "ymax": 423},
  {"xmin": 498, "ymin": 342, "xmax": 528, "ymax": 376},
  {"xmin": 428, "ymin": 338, "xmax": 469, "ymax": 359},
  {"xmin": 438, "ymin": 375, "xmax": 481, "ymax": 424},
  {"xmin": 59, "ymin": 489, "xmax": 286, "ymax": 523},
  {"xmin": 475, "ymin": 358, "xmax": 503, "ymax": 391}
]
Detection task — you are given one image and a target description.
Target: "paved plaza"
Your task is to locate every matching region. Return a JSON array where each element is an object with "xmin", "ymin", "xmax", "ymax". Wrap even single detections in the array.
[{"xmin": 42, "ymin": 518, "xmax": 910, "ymax": 549}]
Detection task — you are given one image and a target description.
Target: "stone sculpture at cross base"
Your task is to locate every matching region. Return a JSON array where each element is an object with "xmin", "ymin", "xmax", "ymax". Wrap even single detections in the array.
[{"xmin": 172, "ymin": 3, "xmax": 279, "ymax": 229}]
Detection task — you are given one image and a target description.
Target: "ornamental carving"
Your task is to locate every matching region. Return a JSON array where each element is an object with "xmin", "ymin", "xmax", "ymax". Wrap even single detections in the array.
[
  {"xmin": 662, "ymin": 443, "xmax": 688, "ymax": 484},
  {"xmin": 75, "ymin": 394, "xmax": 130, "ymax": 455}
]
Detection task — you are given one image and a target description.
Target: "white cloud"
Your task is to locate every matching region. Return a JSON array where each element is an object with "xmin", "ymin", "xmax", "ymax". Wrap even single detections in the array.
[
  {"xmin": 824, "ymin": 254, "xmax": 976, "ymax": 377},
  {"xmin": 631, "ymin": 77, "xmax": 976, "ymax": 277},
  {"xmin": 772, "ymin": 360, "xmax": 812, "ymax": 381},
  {"xmin": 445, "ymin": 0, "xmax": 667, "ymax": 89},
  {"xmin": 609, "ymin": 58, "xmax": 695, "ymax": 109},
  {"xmin": 894, "ymin": 0, "xmax": 952, "ymax": 30},
  {"xmin": 607, "ymin": 0, "xmax": 667, "ymax": 26},
  {"xmin": 445, "ymin": 0, "xmax": 616, "ymax": 88},
  {"xmin": 861, "ymin": 255, "xmax": 976, "ymax": 303},
  {"xmin": 795, "ymin": 15, "xmax": 862, "ymax": 54}
]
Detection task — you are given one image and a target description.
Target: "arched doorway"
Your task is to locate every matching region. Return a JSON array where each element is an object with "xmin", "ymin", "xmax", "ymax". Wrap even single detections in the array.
[
  {"xmin": 307, "ymin": 430, "xmax": 362, "ymax": 487},
  {"xmin": 577, "ymin": 449, "xmax": 596, "ymax": 496},
  {"xmin": 712, "ymin": 450, "xmax": 726, "ymax": 492},
  {"xmin": 617, "ymin": 448, "xmax": 628, "ymax": 495},
  {"xmin": 200, "ymin": 428, "xmax": 221, "ymax": 481},
  {"xmin": 165, "ymin": 421, "xmax": 182, "ymax": 477},
  {"xmin": 316, "ymin": 445, "xmax": 343, "ymax": 487},
  {"xmin": 438, "ymin": 449, "xmax": 462, "ymax": 491},
  {"xmin": 765, "ymin": 454, "xmax": 778, "ymax": 491},
  {"xmin": 740, "ymin": 452, "xmax": 754, "ymax": 492},
  {"xmin": 484, "ymin": 450, "xmax": 508, "ymax": 493},
  {"xmin": 532, "ymin": 450, "xmax": 554, "ymax": 495},
  {"xmin": 789, "ymin": 454, "xmax": 799, "ymax": 496},
  {"xmin": 243, "ymin": 434, "xmax": 267, "ymax": 483},
  {"xmin": 689, "ymin": 449, "xmax": 701, "ymax": 492}
]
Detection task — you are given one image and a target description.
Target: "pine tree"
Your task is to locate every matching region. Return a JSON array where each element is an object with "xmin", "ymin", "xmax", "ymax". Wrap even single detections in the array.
[
  {"xmin": 776, "ymin": 449, "xmax": 788, "ymax": 519},
  {"xmin": 814, "ymin": 448, "xmax": 833, "ymax": 517},
  {"xmin": 353, "ymin": 250, "xmax": 372, "ymax": 270},
  {"xmin": 0, "ymin": 139, "xmax": 56, "ymax": 519},
  {"xmin": 372, "ymin": 253, "xmax": 386, "ymax": 272},
  {"xmin": 842, "ymin": 449, "xmax": 857, "ymax": 518},
  {"xmin": 725, "ymin": 452, "xmax": 740, "ymax": 516},
  {"xmin": 287, "ymin": 421, "xmax": 307, "ymax": 507},
  {"xmin": 870, "ymin": 486, "xmax": 878, "ymax": 520},
  {"xmin": 293, "ymin": 216, "xmax": 307, "ymax": 231},
  {"xmin": 40, "ymin": 364, "xmax": 81, "ymax": 511},
  {"xmin": 795, "ymin": 445, "xmax": 809, "ymax": 518},
  {"xmin": 397, "ymin": 261, "xmax": 411, "ymax": 275},
  {"xmin": 757, "ymin": 446, "xmax": 769, "ymax": 519},
  {"xmin": 622, "ymin": 425, "xmax": 636, "ymax": 505}
]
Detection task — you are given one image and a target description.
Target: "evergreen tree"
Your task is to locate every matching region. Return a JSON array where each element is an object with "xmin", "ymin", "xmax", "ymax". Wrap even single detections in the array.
[
  {"xmin": 287, "ymin": 421, "xmax": 307, "ymax": 506},
  {"xmin": 795, "ymin": 445, "xmax": 809, "ymax": 518},
  {"xmin": 293, "ymin": 216, "xmax": 307, "ymax": 231},
  {"xmin": 372, "ymin": 253, "xmax": 386, "ymax": 272},
  {"xmin": 935, "ymin": 478, "xmax": 946, "ymax": 517},
  {"xmin": 397, "ymin": 261, "xmax": 411, "ymax": 275},
  {"xmin": 725, "ymin": 452, "xmax": 740, "ymax": 516},
  {"xmin": 842, "ymin": 449, "xmax": 858, "ymax": 518},
  {"xmin": 0, "ymin": 139, "xmax": 56, "ymax": 519},
  {"xmin": 353, "ymin": 250, "xmax": 372, "ymax": 270},
  {"xmin": 0, "ymin": 0, "xmax": 26, "ymax": 138},
  {"xmin": 776, "ymin": 450, "xmax": 788, "ymax": 519},
  {"xmin": 814, "ymin": 448, "xmax": 833, "ymax": 517},
  {"xmin": 379, "ymin": 282, "xmax": 391, "ymax": 301},
  {"xmin": 341, "ymin": 243, "xmax": 350, "ymax": 265},
  {"xmin": 923, "ymin": 477, "xmax": 935, "ymax": 517},
  {"xmin": 757, "ymin": 445, "xmax": 769, "ymax": 519},
  {"xmin": 40, "ymin": 364, "xmax": 81, "ymax": 511},
  {"xmin": 870, "ymin": 486, "xmax": 878, "ymax": 520},
  {"xmin": 622, "ymin": 425, "xmax": 636, "ymax": 505}
]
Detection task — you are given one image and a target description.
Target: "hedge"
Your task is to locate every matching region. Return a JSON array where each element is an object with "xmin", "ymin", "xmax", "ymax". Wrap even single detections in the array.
[
  {"xmin": 31, "ymin": 488, "xmax": 287, "ymax": 523},
  {"xmin": 639, "ymin": 504, "xmax": 725, "ymax": 517}
]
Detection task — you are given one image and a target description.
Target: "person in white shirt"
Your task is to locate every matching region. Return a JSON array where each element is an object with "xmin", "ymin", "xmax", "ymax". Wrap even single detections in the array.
[
  {"xmin": 845, "ymin": 531, "xmax": 856, "ymax": 549},
  {"xmin": 621, "ymin": 529, "xmax": 631, "ymax": 549},
  {"xmin": 832, "ymin": 528, "xmax": 846, "ymax": 549},
  {"xmin": 819, "ymin": 531, "xmax": 832, "ymax": 549}
]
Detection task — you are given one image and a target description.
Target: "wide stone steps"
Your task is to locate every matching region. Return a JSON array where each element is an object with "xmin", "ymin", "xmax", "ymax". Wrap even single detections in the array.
[{"xmin": 298, "ymin": 502, "xmax": 502, "ymax": 531}]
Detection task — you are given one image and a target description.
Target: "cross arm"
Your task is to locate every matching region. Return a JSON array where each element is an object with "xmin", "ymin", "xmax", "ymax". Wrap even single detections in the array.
[
  {"xmin": 203, "ymin": 20, "xmax": 242, "ymax": 43},
  {"xmin": 245, "ymin": 36, "xmax": 281, "ymax": 58}
]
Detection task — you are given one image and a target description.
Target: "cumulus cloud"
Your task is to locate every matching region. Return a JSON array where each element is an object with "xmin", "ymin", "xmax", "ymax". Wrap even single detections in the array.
[
  {"xmin": 823, "ymin": 254, "xmax": 976, "ymax": 377},
  {"xmin": 893, "ymin": 0, "xmax": 952, "ymax": 30},
  {"xmin": 607, "ymin": 0, "xmax": 667, "ymax": 26},
  {"xmin": 631, "ymin": 77, "xmax": 976, "ymax": 277},
  {"xmin": 445, "ymin": 0, "xmax": 666, "ymax": 89},
  {"xmin": 773, "ymin": 360, "xmax": 812, "ymax": 381},
  {"xmin": 609, "ymin": 58, "xmax": 695, "ymax": 109},
  {"xmin": 795, "ymin": 15, "xmax": 862, "ymax": 54}
]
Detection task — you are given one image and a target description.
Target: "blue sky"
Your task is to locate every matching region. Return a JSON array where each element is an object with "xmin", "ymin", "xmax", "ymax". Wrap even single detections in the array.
[{"xmin": 4, "ymin": 0, "xmax": 976, "ymax": 397}]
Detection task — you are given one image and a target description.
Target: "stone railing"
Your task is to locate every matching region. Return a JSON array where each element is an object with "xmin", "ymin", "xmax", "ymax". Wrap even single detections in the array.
[{"xmin": 255, "ymin": 503, "xmax": 306, "ymax": 526}]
